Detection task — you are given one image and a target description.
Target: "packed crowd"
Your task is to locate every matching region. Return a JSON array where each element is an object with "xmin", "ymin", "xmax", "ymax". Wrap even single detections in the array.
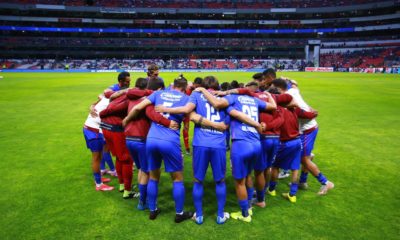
[{"xmin": 83, "ymin": 65, "xmax": 334, "ymax": 224}]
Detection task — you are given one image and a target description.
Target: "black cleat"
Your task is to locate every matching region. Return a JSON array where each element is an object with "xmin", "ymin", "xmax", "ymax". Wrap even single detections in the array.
[
  {"xmin": 149, "ymin": 209, "xmax": 161, "ymax": 220},
  {"xmin": 175, "ymin": 211, "xmax": 194, "ymax": 223}
]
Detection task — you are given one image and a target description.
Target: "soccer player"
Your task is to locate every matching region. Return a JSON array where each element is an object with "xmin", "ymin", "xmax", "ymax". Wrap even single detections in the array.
[
  {"xmin": 99, "ymin": 75, "xmax": 134, "ymax": 199},
  {"xmin": 267, "ymin": 78, "xmax": 317, "ymax": 203},
  {"xmin": 287, "ymin": 81, "xmax": 334, "ymax": 195},
  {"xmin": 156, "ymin": 76, "xmax": 238, "ymax": 224},
  {"xmin": 123, "ymin": 76, "xmax": 193, "ymax": 223},
  {"xmin": 197, "ymin": 85, "xmax": 276, "ymax": 223},
  {"xmin": 124, "ymin": 77, "xmax": 179, "ymax": 210},
  {"xmin": 100, "ymin": 145, "xmax": 116, "ymax": 177},
  {"xmin": 83, "ymin": 94, "xmax": 114, "ymax": 191}
]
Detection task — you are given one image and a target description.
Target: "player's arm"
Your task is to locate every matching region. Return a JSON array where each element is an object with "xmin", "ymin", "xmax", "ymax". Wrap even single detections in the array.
[
  {"xmin": 99, "ymin": 100, "xmax": 127, "ymax": 118},
  {"xmin": 274, "ymin": 93, "xmax": 298, "ymax": 108},
  {"xmin": 155, "ymin": 102, "xmax": 196, "ymax": 114},
  {"xmin": 110, "ymin": 89, "xmax": 128, "ymax": 101},
  {"xmin": 89, "ymin": 95, "xmax": 102, "ymax": 117},
  {"xmin": 263, "ymin": 92, "xmax": 277, "ymax": 111},
  {"xmin": 127, "ymin": 89, "xmax": 153, "ymax": 100},
  {"xmin": 194, "ymin": 87, "xmax": 229, "ymax": 109},
  {"xmin": 103, "ymin": 89, "xmax": 115, "ymax": 99},
  {"xmin": 229, "ymin": 109, "xmax": 264, "ymax": 133},
  {"xmin": 264, "ymin": 116, "xmax": 284, "ymax": 131},
  {"xmin": 123, "ymin": 98, "xmax": 152, "ymax": 126},
  {"xmin": 145, "ymin": 105, "xmax": 179, "ymax": 130},
  {"xmin": 189, "ymin": 112, "xmax": 228, "ymax": 132},
  {"xmin": 295, "ymin": 108, "xmax": 318, "ymax": 119}
]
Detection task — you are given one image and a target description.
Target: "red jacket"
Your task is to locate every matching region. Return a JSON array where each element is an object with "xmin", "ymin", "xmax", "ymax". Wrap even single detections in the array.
[{"xmin": 100, "ymin": 94, "xmax": 128, "ymax": 126}]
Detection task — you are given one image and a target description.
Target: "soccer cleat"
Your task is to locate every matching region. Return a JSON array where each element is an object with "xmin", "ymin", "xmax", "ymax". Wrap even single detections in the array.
[
  {"xmin": 149, "ymin": 209, "xmax": 161, "ymax": 220},
  {"xmin": 216, "ymin": 212, "xmax": 230, "ymax": 225},
  {"xmin": 137, "ymin": 201, "xmax": 148, "ymax": 211},
  {"xmin": 175, "ymin": 211, "xmax": 194, "ymax": 223},
  {"xmin": 119, "ymin": 184, "xmax": 124, "ymax": 192},
  {"xmin": 192, "ymin": 212, "xmax": 204, "ymax": 225},
  {"xmin": 230, "ymin": 211, "xmax": 252, "ymax": 223},
  {"xmin": 318, "ymin": 181, "xmax": 334, "ymax": 195},
  {"xmin": 101, "ymin": 177, "xmax": 111, "ymax": 183},
  {"xmin": 278, "ymin": 170, "xmax": 290, "ymax": 179},
  {"xmin": 108, "ymin": 170, "xmax": 118, "ymax": 177},
  {"xmin": 101, "ymin": 169, "xmax": 108, "ymax": 175},
  {"xmin": 95, "ymin": 183, "xmax": 114, "ymax": 191},
  {"xmin": 267, "ymin": 189, "xmax": 277, "ymax": 197},
  {"xmin": 123, "ymin": 190, "xmax": 134, "ymax": 199},
  {"xmin": 282, "ymin": 193, "xmax": 297, "ymax": 203},
  {"xmin": 255, "ymin": 201, "xmax": 266, "ymax": 208}
]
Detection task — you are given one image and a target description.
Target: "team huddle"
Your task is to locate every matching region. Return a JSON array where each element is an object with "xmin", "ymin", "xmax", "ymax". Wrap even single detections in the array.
[{"xmin": 83, "ymin": 65, "xmax": 334, "ymax": 224}]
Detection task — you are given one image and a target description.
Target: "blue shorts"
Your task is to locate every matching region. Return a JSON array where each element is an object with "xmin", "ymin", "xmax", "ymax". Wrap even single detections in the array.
[
  {"xmin": 193, "ymin": 146, "xmax": 226, "ymax": 182},
  {"xmin": 301, "ymin": 128, "xmax": 318, "ymax": 157},
  {"xmin": 146, "ymin": 138, "xmax": 183, "ymax": 173},
  {"xmin": 231, "ymin": 140, "xmax": 262, "ymax": 180},
  {"xmin": 260, "ymin": 136, "xmax": 280, "ymax": 170},
  {"xmin": 273, "ymin": 138, "xmax": 302, "ymax": 170},
  {"xmin": 126, "ymin": 139, "xmax": 148, "ymax": 173},
  {"xmin": 83, "ymin": 127, "xmax": 104, "ymax": 152}
]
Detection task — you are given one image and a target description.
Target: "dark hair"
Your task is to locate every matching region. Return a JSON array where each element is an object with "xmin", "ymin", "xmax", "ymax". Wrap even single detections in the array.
[
  {"xmin": 193, "ymin": 77, "xmax": 203, "ymax": 85},
  {"xmin": 230, "ymin": 80, "xmax": 239, "ymax": 89},
  {"xmin": 252, "ymin": 73, "xmax": 264, "ymax": 81},
  {"xmin": 147, "ymin": 64, "xmax": 159, "ymax": 76},
  {"xmin": 220, "ymin": 82, "xmax": 231, "ymax": 91},
  {"xmin": 147, "ymin": 77, "xmax": 164, "ymax": 90},
  {"xmin": 245, "ymin": 81, "xmax": 259, "ymax": 87},
  {"xmin": 135, "ymin": 77, "xmax": 148, "ymax": 90},
  {"xmin": 271, "ymin": 78, "xmax": 288, "ymax": 90},
  {"xmin": 238, "ymin": 83, "xmax": 244, "ymax": 88},
  {"xmin": 118, "ymin": 71, "xmax": 130, "ymax": 82},
  {"xmin": 202, "ymin": 76, "xmax": 220, "ymax": 90},
  {"xmin": 263, "ymin": 68, "xmax": 276, "ymax": 79},
  {"xmin": 174, "ymin": 75, "xmax": 188, "ymax": 91}
]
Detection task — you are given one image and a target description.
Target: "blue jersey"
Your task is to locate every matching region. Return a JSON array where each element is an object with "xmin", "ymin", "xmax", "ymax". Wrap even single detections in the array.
[
  {"xmin": 225, "ymin": 94, "xmax": 266, "ymax": 142},
  {"xmin": 189, "ymin": 91, "xmax": 229, "ymax": 149},
  {"xmin": 147, "ymin": 89, "xmax": 189, "ymax": 143},
  {"xmin": 108, "ymin": 83, "xmax": 121, "ymax": 91}
]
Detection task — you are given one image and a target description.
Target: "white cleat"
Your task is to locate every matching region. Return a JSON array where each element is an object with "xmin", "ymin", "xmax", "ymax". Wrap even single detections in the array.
[{"xmin": 318, "ymin": 181, "xmax": 334, "ymax": 195}]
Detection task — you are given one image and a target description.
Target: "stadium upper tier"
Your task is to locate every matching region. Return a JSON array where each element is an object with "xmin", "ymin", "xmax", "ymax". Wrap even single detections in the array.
[{"xmin": 0, "ymin": 0, "xmax": 384, "ymax": 9}]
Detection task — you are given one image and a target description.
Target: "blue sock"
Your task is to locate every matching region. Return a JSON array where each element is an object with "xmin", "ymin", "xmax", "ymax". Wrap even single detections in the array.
[
  {"xmin": 289, "ymin": 182, "xmax": 298, "ymax": 196},
  {"xmin": 138, "ymin": 184, "xmax": 147, "ymax": 204},
  {"xmin": 215, "ymin": 181, "xmax": 226, "ymax": 218},
  {"xmin": 256, "ymin": 190, "xmax": 265, "ymax": 202},
  {"xmin": 147, "ymin": 179, "xmax": 158, "ymax": 211},
  {"xmin": 102, "ymin": 152, "xmax": 115, "ymax": 171},
  {"xmin": 100, "ymin": 158, "xmax": 106, "ymax": 171},
  {"xmin": 316, "ymin": 172, "xmax": 328, "ymax": 185},
  {"xmin": 193, "ymin": 182, "xmax": 204, "ymax": 217},
  {"xmin": 173, "ymin": 181, "xmax": 185, "ymax": 214},
  {"xmin": 300, "ymin": 171, "xmax": 309, "ymax": 183},
  {"xmin": 269, "ymin": 181, "xmax": 277, "ymax": 191},
  {"xmin": 93, "ymin": 172, "xmax": 101, "ymax": 185},
  {"xmin": 238, "ymin": 199, "xmax": 249, "ymax": 217},
  {"xmin": 246, "ymin": 187, "xmax": 254, "ymax": 208}
]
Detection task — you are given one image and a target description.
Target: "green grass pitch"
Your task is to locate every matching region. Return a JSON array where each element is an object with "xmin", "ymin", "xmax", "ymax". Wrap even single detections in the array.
[{"xmin": 0, "ymin": 72, "xmax": 399, "ymax": 239}]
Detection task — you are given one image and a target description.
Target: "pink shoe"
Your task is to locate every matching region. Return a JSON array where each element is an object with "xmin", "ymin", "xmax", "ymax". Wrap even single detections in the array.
[
  {"xmin": 101, "ymin": 177, "xmax": 111, "ymax": 183},
  {"xmin": 101, "ymin": 170, "xmax": 108, "ymax": 175},
  {"xmin": 96, "ymin": 183, "xmax": 114, "ymax": 191},
  {"xmin": 108, "ymin": 170, "xmax": 118, "ymax": 177}
]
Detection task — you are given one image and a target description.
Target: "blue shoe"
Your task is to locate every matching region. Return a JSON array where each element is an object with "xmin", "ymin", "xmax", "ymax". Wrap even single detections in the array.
[
  {"xmin": 192, "ymin": 213, "xmax": 204, "ymax": 225},
  {"xmin": 216, "ymin": 212, "xmax": 230, "ymax": 224},
  {"xmin": 137, "ymin": 201, "xmax": 148, "ymax": 211}
]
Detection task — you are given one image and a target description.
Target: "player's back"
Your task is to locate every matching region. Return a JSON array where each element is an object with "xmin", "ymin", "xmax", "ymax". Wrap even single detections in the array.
[
  {"xmin": 85, "ymin": 96, "xmax": 109, "ymax": 129},
  {"xmin": 287, "ymin": 88, "xmax": 317, "ymax": 132},
  {"xmin": 280, "ymin": 107, "xmax": 300, "ymax": 141},
  {"xmin": 225, "ymin": 94, "xmax": 265, "ymax": 142},
  {"xmin": 190, "ymin": 91, "xmax": 228, "ymax": 149},
  {"xmin": 147, "ymin": 89, "xmax": 189, "ymax": 143}
]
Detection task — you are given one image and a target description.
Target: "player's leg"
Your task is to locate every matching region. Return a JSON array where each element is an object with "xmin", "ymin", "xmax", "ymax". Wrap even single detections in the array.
[
  {"xmin": 102, "ymin": 142, "xmax": 116, "ymax": 176},
  {"xmin": 210, "ymin": 147, "xmax": 229, "ymax": 224},
  {"xmin": 145, "ymin": 139, "xmax": 163, "ymax": 220},
  {"xmin": 267, "ymin": 167, "xmax": 279, "ymax": 196},
  {"xmin": 263, "ymin": 138, "xmax": 280, "ymax": 192},
  {"xmin": 282, "ymin": 139, "xmax": 302, "ymax": 203},
  {"xmin": 253, "ymin": 141, "xmax": 266, "ymax": 208},
  {"xmin": 137, "ymin": 142, "xmax": 150, "ymax": 209},
  {"xmin": 103, "ymin": 129, "xmax": 124, "ymax": 190},
  {"xmin": 192, "ymin": 146, "xmax": 209, "ymax": 224},
  {"xmin": 182, "ymin": 116, "xmax": 190, "ymax": 154},
  {"xmin": 268, "ymin": 141, "xmax": 287, "ymax": 196},
  {"xmin": 161, "ymin": 140, "xmax": 193, "ymax": 223},
  {"xmin": 113, "ymin": 132, "xmax": 134, "ymax": 199}
]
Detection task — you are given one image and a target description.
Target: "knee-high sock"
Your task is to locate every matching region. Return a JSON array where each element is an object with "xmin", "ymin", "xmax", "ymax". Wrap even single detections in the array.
[
  {"xmin": 138, "ymin": 184, "xmax": 147, "ymax": 204},
  {"xmin": 183, "ymin": 129, "xmax": 189, "ymax": 150},
  {"xmin": 300, "ymin": 171, "xmax": 309, "ymax": 183},
  {"xmin": 315, "ymin": 172, "xmax": 328, "ymax": 185},
  {"xmin": 122, "ymin": 161, "xmax": 133, "ymax": 191},
  {"xmin": 215, "ymin": 181, "xmax": 226, "ymax": 218},
  {"xmin": 173, "ymin": 181, "xmax": 185, "ymax": 214},
  {"xmin": 247, "ymin": 187, "xmax": 254, "ymax": 208},
  {"xmin": 269, "ymin": 181, "xmax": 277, "ymax": 191},
  {"xmin": 115, "ymin": 158, "xmax": 123, "ymax": 184},
  {"xmin": 238, "ymin": 199, "xmax": 249, "ymax": 217},
  {"xmin": 193, "ymin": 182, "xmax": 203, "ymax": 217},
  {"xmin": 100, "ymin": 158, "xmax": 106, "ymax": 171},
  {"xmin": 290, "ymin": 182, "xmax": 298, "ymax": 196},
  {"xmin": 147, "ymin": 179, "xmax": 159, "ymax": 211},
  {"xmin": 102, "ymin": 152, "xmax": 115, "ymax": 171},
  {"xmin": 93, "ymin": 172, "xmax": 101, "ymax": 185},
  {"xmin": 256, "ymin": 190, "xmax": 265, "ymax": 202}
]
